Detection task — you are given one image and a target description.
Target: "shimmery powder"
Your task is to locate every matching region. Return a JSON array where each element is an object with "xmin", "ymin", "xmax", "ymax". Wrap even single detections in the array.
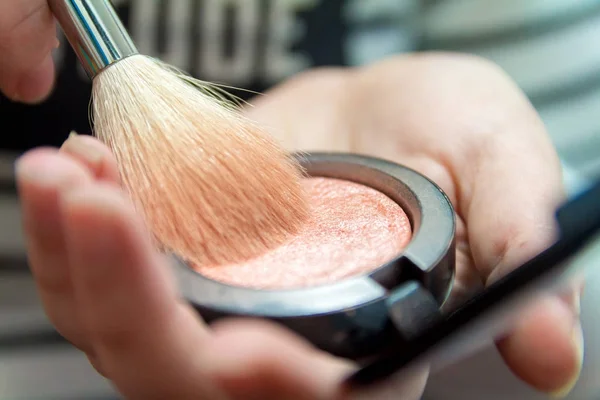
[{"xmin": 192, "ymin": 177, "xmax": 412, "ymax": 289}]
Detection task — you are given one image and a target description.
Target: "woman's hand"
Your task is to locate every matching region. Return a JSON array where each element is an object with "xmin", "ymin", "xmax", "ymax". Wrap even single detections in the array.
[
  {"xmin": 0, "ymin": 0, "xmax": 56, "ymax": 103},
  {"xmin": 245, "ymin": 52, "xmax": 583, "ymax": 396},
  {"xmin": 16, "ymin": 52, "xmax": 583, "ymax": 399}
]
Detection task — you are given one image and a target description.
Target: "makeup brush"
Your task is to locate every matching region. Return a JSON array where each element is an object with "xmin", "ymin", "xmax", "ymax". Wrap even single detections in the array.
[{"xmin": 47, "ymin": 0, "xmax": 309, "ymax": 265}]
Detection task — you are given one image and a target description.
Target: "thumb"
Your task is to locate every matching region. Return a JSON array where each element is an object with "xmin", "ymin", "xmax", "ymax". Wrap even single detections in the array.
[{"xmin": 0, "ymin": 1, "xmax": 57, "ymax": 103}]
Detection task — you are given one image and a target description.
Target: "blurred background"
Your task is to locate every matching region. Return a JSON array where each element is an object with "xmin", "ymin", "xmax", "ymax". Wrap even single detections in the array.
[{"xmin": 0, "ymin": 0, "xmax": 599, "ymax": 399}]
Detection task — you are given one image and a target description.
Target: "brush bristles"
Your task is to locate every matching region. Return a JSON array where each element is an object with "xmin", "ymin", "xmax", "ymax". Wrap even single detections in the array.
[{"xmin": 91, "ymin": 55, "xmax": 309, "ymax": 265}]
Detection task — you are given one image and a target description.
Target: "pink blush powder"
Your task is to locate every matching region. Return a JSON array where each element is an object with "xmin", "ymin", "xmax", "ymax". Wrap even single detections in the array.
[{"xmin": 192, "ymin": 177, "xmax": 412, "ymax": 289}]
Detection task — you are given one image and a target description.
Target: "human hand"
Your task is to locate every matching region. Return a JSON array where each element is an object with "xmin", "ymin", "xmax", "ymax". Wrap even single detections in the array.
[
  {"xmin": 16, "ymin": 52, "xmax": 583, "ymax": 399},
  {"xmin": 0, "ymin": 0, "xmax": 57, "ymax": 103},
  {"xmin": 245, "ymin": 52, "xmax": 584, "ymax": 397},
  {"xmin": 17, "ymin": 134, "xmax": 426, "ymax": 400}
]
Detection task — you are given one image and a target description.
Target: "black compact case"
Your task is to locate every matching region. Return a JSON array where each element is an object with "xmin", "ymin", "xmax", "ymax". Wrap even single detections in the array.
[{"xmin": 171, "ymin": 152, "xmax": 456, "ymax": 362}]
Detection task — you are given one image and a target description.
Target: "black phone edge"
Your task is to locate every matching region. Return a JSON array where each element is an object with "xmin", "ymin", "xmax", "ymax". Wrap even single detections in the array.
[{"xmin": 345, "ymin": 178, "xmax": 600, "ymax": 387}]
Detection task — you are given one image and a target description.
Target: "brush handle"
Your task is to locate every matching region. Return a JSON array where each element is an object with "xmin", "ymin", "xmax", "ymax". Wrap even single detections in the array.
[{"xmin": 47, "ymin": 0, "xmax": 138, "ymax": 79}]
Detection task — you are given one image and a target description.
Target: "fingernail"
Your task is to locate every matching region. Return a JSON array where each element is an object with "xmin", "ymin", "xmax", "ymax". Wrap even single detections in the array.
[
  {"xmin": 61, "ymin": 133, "xmax": 103, "ymax": 165},
  {"xmin": 550, "ymin": 302, "xmax": 584, "ymax": 398},
  {"xmin": 15, "ymin": 156, "xmax": 59, "ymax": 186}
]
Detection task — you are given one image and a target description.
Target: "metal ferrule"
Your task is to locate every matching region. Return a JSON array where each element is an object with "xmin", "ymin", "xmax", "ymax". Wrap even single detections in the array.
[{"xmin": 48, "ymin": 0, "xmax": 138, "ymax": 79}]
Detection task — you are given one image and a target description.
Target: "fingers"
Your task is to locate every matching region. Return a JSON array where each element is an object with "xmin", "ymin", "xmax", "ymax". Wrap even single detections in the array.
[
  {"xmin": 49, "ymin": 175, "xmax": 369, "ymax": 400},
  {"xmin": 16, "ymin": 148, "xmax": 94, "ymax": 351},
  {"xmin": 17, "ymin": 135, "xmax": 122, "ymax": 352},
  {"xmin": 58, "ymin": 176, "xmax": 421, "ymax": 400},
  {"xmin": 208, "ymin": 319, "xmax": 428, "ymax": 400},
  {"xmin": 18, "ymin": 139, "xmax": 216, "ymax": 398},
  {"xmin": 207, "ymin": 319, "xmax": 355, "ymax": 400},
  {"xmin": 19, "ymin": 139, "xmax": 420, "ymax": 400},
  {"xmin": 0, "ymin": 0, "xmax": 57, "ymax": 103},
  {"xmin": 247, "ymin": 53, "xmax": 582, "ymax": 396},
  {"xmin": 497, "ymin": 294, "xmax": 584, "ymax": 396},
  {"xmin": 60, "ymin": 183, "xmax": 361, "ymax": 400},
  {"xmin": 18, "ymin": 136, "xmax": 375, "ymax": 399},
  {"xmin": 18, "ymin": 138, "xmax": 224, "ymax": 398},
  {"xmin": 419, "ymin": 58, "xmax": 582, "ymax": 395},
  {"xmin": 61, "ymin": 182, "xmax": 223, "ymax": 399},
  {"xmin": 60, "ymin": 132, "xmax": 122, "ymax": 184},
  {"xmin": 348, "ymin": 54, "xmax": 580, "ymax": 395}
]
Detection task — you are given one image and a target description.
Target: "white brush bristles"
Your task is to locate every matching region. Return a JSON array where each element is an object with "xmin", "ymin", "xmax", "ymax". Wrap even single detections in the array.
[{"xmin": 91, "ymin": 55, "xmax": 309, "ymax": 266}]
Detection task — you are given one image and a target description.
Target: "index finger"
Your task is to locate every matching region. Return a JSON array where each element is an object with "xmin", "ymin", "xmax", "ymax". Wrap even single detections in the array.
[{"xmin": 0, "ymin": 0, "xmax": 57, "ymax": 102}]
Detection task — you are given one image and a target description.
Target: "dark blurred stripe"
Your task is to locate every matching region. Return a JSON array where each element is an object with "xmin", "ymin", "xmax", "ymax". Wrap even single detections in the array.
[
  {"xmin": 345, "ymin": 13, "xmax": 414, "ymax": 31},
  {"xmin": 51, "ymin": 397, "xmax": 121, "ymax": 400},
  {"xmin": 0, "ymin": 254, "xmax": 28, "ymax": 272},
  {"xmin": 2, "ymin": 395, "xmax": 120, "ymax": 400},
  {"xmin": 4, "ymin": 397, "xmax": 120, "ymax": 400},
  {"xmin": 0, "ymin": 329, "xmax": 69, "ymax": 351},
  {"xmin": 0, "ymin": 179, "xmax": 16, "ymax": 194}
]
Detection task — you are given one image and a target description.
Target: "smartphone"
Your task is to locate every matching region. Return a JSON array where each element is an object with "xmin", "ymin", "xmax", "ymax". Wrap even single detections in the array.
[{"xmin": 345, "ymin": 178, "xmax": 600, "ymax": 388}]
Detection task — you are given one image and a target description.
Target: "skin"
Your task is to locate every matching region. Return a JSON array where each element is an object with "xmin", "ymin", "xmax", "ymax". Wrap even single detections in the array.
[{"xmin": 5, "ymin": 2, "xmax": 585, "ymax": 399}]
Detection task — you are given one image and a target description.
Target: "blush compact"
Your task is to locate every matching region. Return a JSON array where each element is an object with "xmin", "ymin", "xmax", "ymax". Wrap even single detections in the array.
[{"xmin": 171, "ymin": 152, "xmax": 456, "ymax": 362}]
